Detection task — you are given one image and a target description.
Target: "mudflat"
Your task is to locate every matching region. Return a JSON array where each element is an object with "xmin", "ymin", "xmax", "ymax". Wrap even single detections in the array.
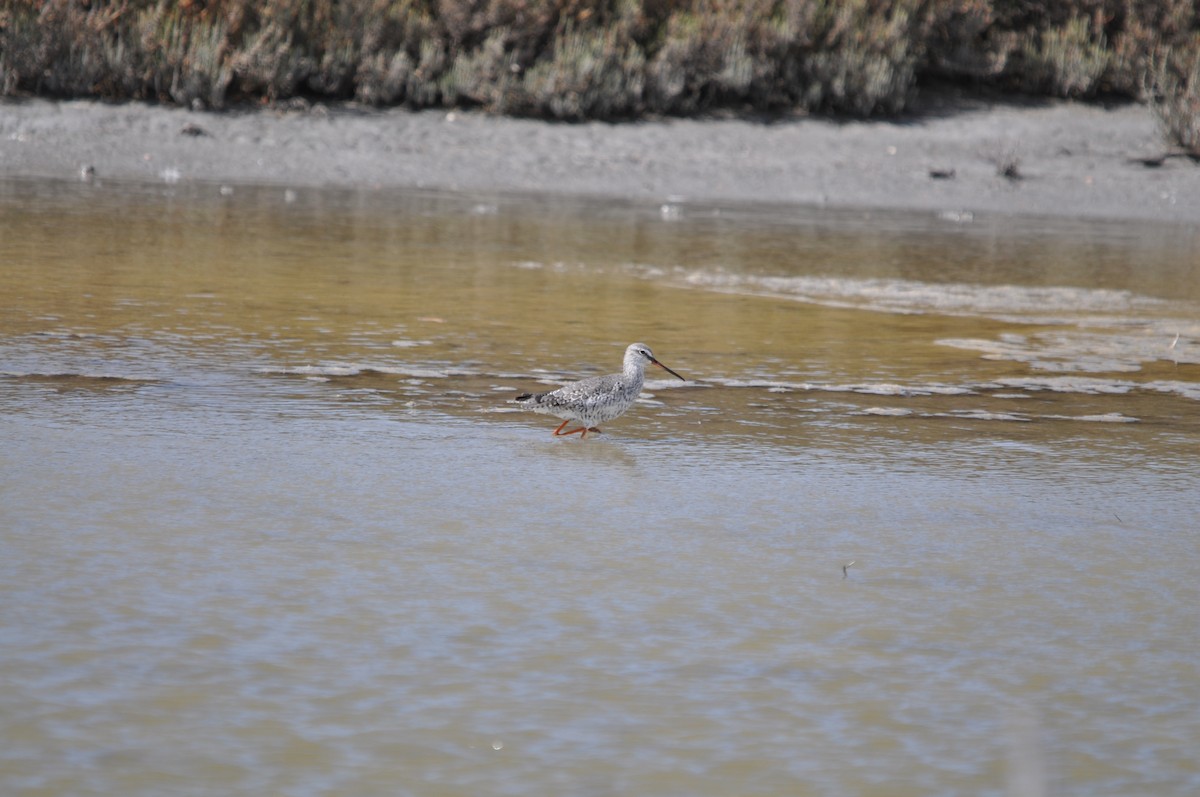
[{"xmin": 1, "ymin": 94, "xmax": 1197, "ymax": 223}]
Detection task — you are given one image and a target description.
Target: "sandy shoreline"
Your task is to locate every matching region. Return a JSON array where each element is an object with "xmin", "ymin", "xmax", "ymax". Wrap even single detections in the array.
[{"xmin": 2, "ymin": 95, "xmax": 1197, "ymax": 224}]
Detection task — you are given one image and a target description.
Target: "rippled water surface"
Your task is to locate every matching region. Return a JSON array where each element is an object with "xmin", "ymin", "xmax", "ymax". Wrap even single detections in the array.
[{"xmin": 3, "ymin": 179, "xmax": 1199, "ymax": 796}]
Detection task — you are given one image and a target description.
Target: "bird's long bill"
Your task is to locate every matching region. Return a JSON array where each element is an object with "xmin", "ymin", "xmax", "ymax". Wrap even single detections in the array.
[{"xmin": 652, "ymin": 358, "xmax": 686, "ymax": 381}]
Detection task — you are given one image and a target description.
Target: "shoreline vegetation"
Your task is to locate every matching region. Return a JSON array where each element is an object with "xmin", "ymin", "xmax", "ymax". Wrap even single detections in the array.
[{"xmin": 2, "ymin": 1, "xmax": 1198, "ymax": 153}]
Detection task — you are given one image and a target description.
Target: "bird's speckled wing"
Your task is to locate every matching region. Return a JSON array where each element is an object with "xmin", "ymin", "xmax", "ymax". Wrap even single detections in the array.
[{"xmin": 516, "ymin": 374, "xmax": 631, "ymax": 422}]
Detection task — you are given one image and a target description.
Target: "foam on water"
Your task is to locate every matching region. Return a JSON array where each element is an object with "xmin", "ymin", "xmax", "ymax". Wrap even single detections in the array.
[
  {"xmin": 939, "ymin": 323, "xmax": 1199, "ymax": 373},
  {"xmin": 857, "ymin": 407, "xmax": 1140, "ymax": 424},
  {"xmin": 707, "ymin": 373, "xmax": 1200, "ymax": 407},
  {"xmin": 260, "ymin": 363, "xmax": 477, "ymax": 380},
  {"xmin": 643, "ymin": 377, "xmax": 697, "ymax": 390},
  {"xmin": 708, "ymin": 377, "xmax": 976, "ymax": 397},
  {"xmin": 993, "ymin": 376, "xmax": 1200, "ymax": 401},
  {"xmin": 654, "ymin": 266, "xmax": 1200, "ymax": 402},
  {"xmin": 0, "ymin": 370, "xmax": 157, "ymax": 383},
  {"xmin": 671, "ymin": 270, "xmax": 1171, "ymax": 321}
]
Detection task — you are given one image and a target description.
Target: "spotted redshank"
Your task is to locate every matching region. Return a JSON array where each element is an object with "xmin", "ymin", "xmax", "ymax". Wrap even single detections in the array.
[{"xmin": 513, "ymin": 343, "xmax": 685, "ymax": 438}]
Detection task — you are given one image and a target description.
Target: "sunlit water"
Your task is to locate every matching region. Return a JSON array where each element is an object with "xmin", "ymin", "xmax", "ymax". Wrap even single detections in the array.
[{"xmin": 2, "ymin": 179, "xmax": 1199, "ymax": 796}]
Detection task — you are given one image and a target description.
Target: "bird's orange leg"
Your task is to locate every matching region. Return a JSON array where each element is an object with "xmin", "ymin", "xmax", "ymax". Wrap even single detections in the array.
[{"xmin": 552, "ymin": 420, "xmax": 588, "ymax": 437}]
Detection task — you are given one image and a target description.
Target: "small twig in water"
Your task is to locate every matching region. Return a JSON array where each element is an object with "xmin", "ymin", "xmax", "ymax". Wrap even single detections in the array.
[
  {"xmin": 843, "ymin": 561, "xmax": 856, "ymax": 579},
  {"xmin": 1113, "ymin": 512, "xmax": 1123, "ymax": 524}
]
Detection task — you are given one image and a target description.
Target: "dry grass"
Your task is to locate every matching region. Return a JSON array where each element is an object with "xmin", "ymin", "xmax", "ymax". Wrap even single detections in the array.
[
  {"xmin": 0, "ymin": 0, "xmax": 1196, "ymax": 146},
  {"xmin": 1148, "ymin": 39, "xmax": 1200, "ymax": 155},
  {"xmin": 1018, "ymin": 15, "xmax": 1109, "ymax": 97}
]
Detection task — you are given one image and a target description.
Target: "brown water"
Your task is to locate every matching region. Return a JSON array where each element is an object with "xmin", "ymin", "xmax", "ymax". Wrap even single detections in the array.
[{"xmin": 2, "ymin": 179, "xmax": 1199, "ymax": 796}]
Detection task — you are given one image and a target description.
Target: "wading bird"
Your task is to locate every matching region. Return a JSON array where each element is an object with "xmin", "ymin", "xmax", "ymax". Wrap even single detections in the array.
[{"xmin": 513, "ymin": 343, "xmax": 685, "ymax": 438}]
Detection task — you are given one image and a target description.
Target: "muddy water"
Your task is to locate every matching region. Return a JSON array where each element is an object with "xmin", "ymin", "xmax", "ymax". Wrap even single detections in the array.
[{"xmin": 2, "ymin": 179, "xmax": 1198, "ymax": 796}]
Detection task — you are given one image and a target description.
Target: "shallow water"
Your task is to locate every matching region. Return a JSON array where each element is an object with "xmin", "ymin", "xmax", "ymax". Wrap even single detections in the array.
[{"xmin": 2, "ymin": 179, "xmax": 1199, "ymax": 796}]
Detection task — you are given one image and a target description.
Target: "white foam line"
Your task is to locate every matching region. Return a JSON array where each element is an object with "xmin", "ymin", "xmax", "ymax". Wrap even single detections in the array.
[
  {"xmin": 259, "ymin": 363, "xmax": 477, "ymax": 379},
  {"xmin": 857, "ymin": 407, "xmax": 914, "ymax": 417},
  {"xmin": 1, "ymin": 370, "xmax": 156, "ymax": 382},
  {"xmin": 946, "ymin": 410, "xmax": 1031, "ymax": 422},
  {"xmin": 644, "ymin": 378, "xmax": 700, "ymax": 389},
  {"xmin": 856, "ymin": 407, "xmax": 1141, "ymax": 423},
  {"xmin": 708, "ymin": 377, "xmax": 975, "ymax": 396},
  {"xmin": 264, "ymin": 364, "xmax": 362, "ymax": 377},
  {"xmin": 698, "ymin": 373, "xmax": 1200, "ymax": 405},
  {"xmin": 1143, "ymin": 380, "xmax": 1200, "ymax": 401},
  {"xmin": 675, "ymin": 271, "xmax": 1174, "ymax": 321},
  {"xmin": 991, "ymin": 376, "xmax": 1138, "ymax": 395},
  {"xmin": 939, "ymin": 327, "xmax": 1199, "ymax": 372}
]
